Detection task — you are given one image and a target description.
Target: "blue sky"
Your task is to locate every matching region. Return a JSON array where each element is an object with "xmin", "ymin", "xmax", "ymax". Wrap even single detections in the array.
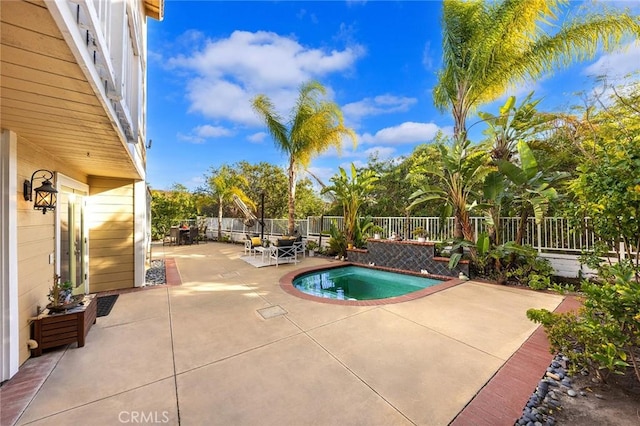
[{"xmin": 146, "ymin": 1, "xmax": 640, "ymax": 191}]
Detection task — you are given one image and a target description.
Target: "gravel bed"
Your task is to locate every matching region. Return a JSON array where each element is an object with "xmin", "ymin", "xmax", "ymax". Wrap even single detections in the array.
[
  {"xmin": 145, "ymin": 259, "xmax": 166, "ymax": 285},
  {"xmin": 515, "ymin": 353, "xmax": 576, "ymax": 426}
]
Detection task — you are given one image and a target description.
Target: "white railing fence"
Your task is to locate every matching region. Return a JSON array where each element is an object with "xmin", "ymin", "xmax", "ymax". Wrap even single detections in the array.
[
  {"xmin": 193, "ymin": 215, "xmax": 637, "ymax": 260},
  {"xmin": 196, "ymin": 215, "xmax": 617, "ymax": 255}
]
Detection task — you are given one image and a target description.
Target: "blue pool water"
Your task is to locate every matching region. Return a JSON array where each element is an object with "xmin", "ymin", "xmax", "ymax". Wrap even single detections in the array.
[{"xmin": 292, "ymin": 266, "xmax": 443, "ymax": 300}]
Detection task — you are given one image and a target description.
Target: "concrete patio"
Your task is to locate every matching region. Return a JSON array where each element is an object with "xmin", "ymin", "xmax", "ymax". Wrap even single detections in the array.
[{"xmin": 11, "ymin": 242, "xmax": 564, "ymax": 425}]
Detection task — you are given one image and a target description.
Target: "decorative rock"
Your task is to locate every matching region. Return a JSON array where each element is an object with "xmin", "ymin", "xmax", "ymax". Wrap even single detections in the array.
[
  {"xmin": 580, "ymin": 391, "xmax": 587, "ymax": 396},
  {"xmin": 546, "ymin": 372, "xmax": 561, "ymax": 381},
  {"xmin": 561, "ymin": 378, "xmax": 572, "ymax": 388},
  {"xmin": 535, "ymin": 422, "xmax": 543, "ymax": 426},
  {"xmin": 595, "ymin": 393, "xmax": 605, "ymax": 399},
  {"xmin": 547, "ymin": 399, "xmax": 560, "ymax": 407},
  {"xmin": 567, "ymin": 389, "xmax": 577, "ymax": 397},
  {"xmin": 145, "ymin": 259, "xmax": 166, "ymax": 285}
]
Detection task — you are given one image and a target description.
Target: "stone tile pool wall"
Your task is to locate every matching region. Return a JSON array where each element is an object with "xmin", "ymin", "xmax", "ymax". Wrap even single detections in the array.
[{"xmin": 347, "ymin": 239, "xmax": 469, "ymax": 278}]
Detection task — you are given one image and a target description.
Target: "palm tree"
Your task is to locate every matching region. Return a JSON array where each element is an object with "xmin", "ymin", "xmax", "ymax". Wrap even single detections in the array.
[
  {"xmin": 252, "ymin": 80, "xmax": 356, "ymax": 234},
  {"xmin": 321, "ymin": 163, "xmax": 380, "ymax": 245},
  {"xmin": 409, "ymin": 138, "xmax": 492, "ymax": 241},
  {"xmin": 434, "ymin": 0, "xmax": 640, "ymax": 141},
  {"xmin": 207, "ymin": 165, "xmax": 255, "ymax": 240}
]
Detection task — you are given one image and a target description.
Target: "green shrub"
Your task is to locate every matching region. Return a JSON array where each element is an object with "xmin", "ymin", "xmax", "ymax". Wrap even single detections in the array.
[
  {"xmin": 527, "ymin": 261, "xmax": 640, "ymax": 384},
  {"xmin": 326, "ymin": 222, "xmax": 346, "ymax": 256}
]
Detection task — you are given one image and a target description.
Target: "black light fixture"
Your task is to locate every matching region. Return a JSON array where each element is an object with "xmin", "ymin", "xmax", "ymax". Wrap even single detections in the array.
[{"xmin": 23, "ymin": 169, "xmax": 58, "ymax": 214}]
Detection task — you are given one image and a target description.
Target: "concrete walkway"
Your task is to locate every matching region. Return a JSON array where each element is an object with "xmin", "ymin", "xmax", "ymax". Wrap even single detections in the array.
[{"xmin": 13, "ymin": 242, "xmax": 563, "ymax": 425}]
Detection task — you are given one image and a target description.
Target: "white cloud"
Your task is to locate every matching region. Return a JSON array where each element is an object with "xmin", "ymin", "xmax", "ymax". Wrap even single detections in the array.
[
  {"xmin": 582, "ymin": 42, "xmax": 640, "ymax": 79},
  {"xmin": 168, "ymin": 30, "xmax": 365, "ymax": 125},
  {"xmin": 422, "ymin": 41, "xmax": 435, "ymax": 70},
  {"xmin": 343, "ymin": 95, "xmax": 417, "ymax": 120},
  {"xmin": 194, "ymin": 124, "xmax": 233, "ymax": 138},
  {"xmin": 177, "ymin": 132, "xmax": 205, "ymax": 144},
  {"xmin": 362, "ymin": 146, "xmax": 396, "ymax": 159},
  {"xmin": 339, "ymin": 160, "xmax": 367, "ymax": 170},
  {"xmin": 247, "ymin": 132, "xmax": 267, "ymax": 144},
  {"xmin": 360, "ymin": 122, "xmax": 444, "ymax": 145}
]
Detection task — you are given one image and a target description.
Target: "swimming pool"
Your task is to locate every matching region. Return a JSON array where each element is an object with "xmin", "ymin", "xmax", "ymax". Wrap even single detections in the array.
[{"xmin": 292, "ymin": 266, "xmax": 443, "ymax": 301}]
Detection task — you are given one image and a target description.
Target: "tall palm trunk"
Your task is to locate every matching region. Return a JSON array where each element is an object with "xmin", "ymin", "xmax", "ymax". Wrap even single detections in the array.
[
  {"xmin": 287, "ymin": 158, "xmax": 296, "ymax": 235},
  {"xmin": 217, "ymin": 196, "xmax": 223, "ymax": 240}
]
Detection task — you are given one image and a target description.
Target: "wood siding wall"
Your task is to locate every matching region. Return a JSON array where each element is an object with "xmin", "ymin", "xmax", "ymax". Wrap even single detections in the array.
[
  {"xmin": 16, "ymin": 137, "xmax": 87, "ymax": 364},
  {"xmin": 88, "ymin": 177, "xmax": 135, "ymax": 292}
]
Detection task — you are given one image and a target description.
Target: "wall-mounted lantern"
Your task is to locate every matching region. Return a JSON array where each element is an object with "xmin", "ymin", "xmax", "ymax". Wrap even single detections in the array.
[{"xmin": 23, "ymin": 170, "xmax": 58, "ymax": 214}]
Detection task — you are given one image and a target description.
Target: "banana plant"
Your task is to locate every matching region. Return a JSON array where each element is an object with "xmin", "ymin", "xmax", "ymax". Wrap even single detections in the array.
[
  {"xmin": 497, "ymin": 140, "xmax": 569, "ymax": 244},
  {"xmin": 322, "ymin": 163, "xmax": 380, "ymax": 245}
]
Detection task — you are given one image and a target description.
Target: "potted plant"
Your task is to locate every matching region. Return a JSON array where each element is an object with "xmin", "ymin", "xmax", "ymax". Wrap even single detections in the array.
[
  {"xmin": 48, "ymin": 274, "xmax": 81, "ymax": 312},
  {"xmin": 306, "ymin": 240, "xmax": 319, "ymax": 257},
  {"xmin": 371, "ymin": 225, "xmax": 384, "ymax": 239},
  {"xmin": 413, "ymin": 227, "xmax": 428, "ymax": 243}
]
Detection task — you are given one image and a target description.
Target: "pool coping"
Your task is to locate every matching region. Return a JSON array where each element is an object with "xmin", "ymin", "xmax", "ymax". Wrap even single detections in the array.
[{"xmin": 279, "ymin": 262, "xmax": 464, "ymax": 306}]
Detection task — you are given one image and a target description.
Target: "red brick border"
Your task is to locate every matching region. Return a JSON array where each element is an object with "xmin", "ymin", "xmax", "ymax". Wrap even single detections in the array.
[
  {"xmin": 450, "ymin": 296, "xmax": 582, "ymax": 426},
  {"xmin": 279, "ymin": 262, "xmax": 463, "ymax": 306}
]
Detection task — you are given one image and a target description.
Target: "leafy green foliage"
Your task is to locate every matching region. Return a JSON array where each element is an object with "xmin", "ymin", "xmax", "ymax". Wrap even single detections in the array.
[
  {"xmin": 435, "ymin": 0, "xmax": 640, "ymax": 140},
  {"xmin": 527, "ymin": 262, "xmax": 640, "ymax": 383},
  {"xmin": 497, "ymin": 141, "xmax": 569, "ymax": 244},
  {"xmin": 252, "ymin": 80, "xmax": 356, "ymax": 234},
  {"xmin": 409, "ymin": 137, "xmax": 491, "ymax": 241},
  {"xmin": 150, "ymin": 184, "xmax": 198, "ymax": 240},
  {"xmin": 326, "ymin": 222, "xmax": 347, "ymax": 257},
  {"xmin": 322, "ymin": 163, "xmax": 379, "ymax": 244}
]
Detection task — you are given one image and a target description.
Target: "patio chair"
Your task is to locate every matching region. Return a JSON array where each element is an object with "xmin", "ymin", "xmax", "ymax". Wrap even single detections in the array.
[
  {"xmin": 269, "ymin": 238, "xmax": 298, "ymax": 267},
  {"xmin": 167, "ymin": 227, "xmax": 180, "ymax": 246},
  {"xmin": 198, "ymin": 225, "xmax": 208, "ymax": 243},
  {"xmin": 244, "ymin": 235, "xmax": 262, "ymax": 256},
  {"xmin": 292, "ymin": 237, "xmax": 306, "ymax": 259},
  {"xmin": 189, "ymin": 226, "xmax": 199, "ymax": 244}
]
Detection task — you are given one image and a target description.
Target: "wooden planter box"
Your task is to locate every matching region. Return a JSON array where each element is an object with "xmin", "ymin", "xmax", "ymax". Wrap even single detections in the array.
[{"xmin": 31, "ymin": 294, "xmax": 97, "ymax": 357}]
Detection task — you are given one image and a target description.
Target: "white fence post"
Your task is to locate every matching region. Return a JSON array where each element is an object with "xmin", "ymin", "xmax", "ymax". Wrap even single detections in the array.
[{"xmin": 537, "ymin": 222, "xmax": 543, "ymax": 253}]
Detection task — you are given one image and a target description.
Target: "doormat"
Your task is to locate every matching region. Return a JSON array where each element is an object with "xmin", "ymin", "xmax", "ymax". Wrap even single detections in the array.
[{"xmin": 96, "ymin": 295, "xmax": 119, "ymax": 317}]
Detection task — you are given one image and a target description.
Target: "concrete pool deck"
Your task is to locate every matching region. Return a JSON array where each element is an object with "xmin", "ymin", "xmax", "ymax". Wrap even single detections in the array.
[{"xmin": 5, "ymin": 242, "xmax": 567, "ymax": 425}]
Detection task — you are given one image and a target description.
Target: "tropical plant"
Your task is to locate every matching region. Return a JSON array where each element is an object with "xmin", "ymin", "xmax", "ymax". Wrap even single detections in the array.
[
  {"xmin": 150, "ymin": 184, "xmax": 198, "ymax": 240},
  {"xmin": 206, "ymin": 165, "xmax": 255, "ymax": 240},
  {"xmin": 528, "ymin": 261, "xmax": 640, "ymax": 384},
  {"xmin": 409, "ymin": 137, "xmax": 491, "ymax": 241},
  {"xmin": 326, "ymin": 222, "xmax": 347, "ymax": 257},
  {"xmin": 353, "ymin": 216, "xmax": 374, "ymax": 248},
  {"xmin": 321, "ymin": 163, "xmax": 379, "ymax": 245},
  {"xmin": 434, "ymin": 0, "xmax": 640, "ymax": 141},
  {"xmin": 497, "ymin": 141, "xmax": 569, "ymax": 245},
  {"xmin": 252, "ymin": 80, "xmax": 357, "ymax": 234},
  {"xmin": 480, "ymin": 93, "xmax": 556, "ymax": 162}
]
